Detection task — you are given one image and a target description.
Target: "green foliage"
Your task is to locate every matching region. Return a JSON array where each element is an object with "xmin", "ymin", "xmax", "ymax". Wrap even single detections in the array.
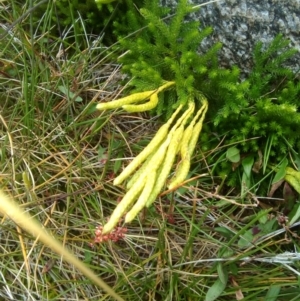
[
  {"xmin": 205, "ymin": 34, "xmax": 300, "ymax": 194},
  {"xmin": 115, "ymin": 0, "xmax": 222, "ymax": 118},
  {"xmin": 54, "ymin": 0, "xmax": 103, "ymax": 27},
  {"xmin": 32, "ymin": 0, "xmax": 121, "ymax": 43},
  {"xmin": 212, "ymin": 34, "xmax": 300, "ymax": 157}
]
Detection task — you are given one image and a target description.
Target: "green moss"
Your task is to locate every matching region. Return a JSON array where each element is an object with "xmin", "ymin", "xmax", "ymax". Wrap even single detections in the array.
[{"xmin": 212, "ymin": 34, "xmax": 300, "ymax": 157}]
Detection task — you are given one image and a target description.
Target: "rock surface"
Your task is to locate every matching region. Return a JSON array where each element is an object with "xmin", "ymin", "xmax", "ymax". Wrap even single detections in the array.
[{"xmin": 161, "ymin": 0, "xmax": 300, "ymax": 75}]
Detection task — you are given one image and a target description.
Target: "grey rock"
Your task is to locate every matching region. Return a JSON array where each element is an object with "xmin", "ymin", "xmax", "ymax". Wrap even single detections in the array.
[{"xmin": 161, "ymin": 0, "xmax": 300, "ymax": 75}]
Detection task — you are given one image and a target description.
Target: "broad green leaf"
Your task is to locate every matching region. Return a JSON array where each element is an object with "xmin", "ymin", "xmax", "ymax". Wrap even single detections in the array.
[
  {"xmin": 265, "ymin": 285, "xmax": 281, "ymax": 301},
  {"xmin": 285, "ymin": 167, "xmax": 300, "ymax": 194},
  {"xmin": 272, "ymin": 157, "xmax": 288, "ymax": 184},
  {"xmin": 205, "ymin": 277, "xmax": 227, "ymax": 301},
  {"xmin": 226, "ymin": 147, "xmax": 240, "ymax": 163}
]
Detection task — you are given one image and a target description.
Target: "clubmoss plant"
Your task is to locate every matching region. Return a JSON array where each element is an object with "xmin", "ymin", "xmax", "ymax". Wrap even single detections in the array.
[
  {"xmin": 95, "ymin": 0, "xmax": 300, "ymax": 231},
  {"xmin": 96, "ymin": 0, "xmax": 220, "ymax": 232}
]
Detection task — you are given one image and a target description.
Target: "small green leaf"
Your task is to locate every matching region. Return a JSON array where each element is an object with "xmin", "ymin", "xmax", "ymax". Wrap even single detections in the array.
[
  {"xmin": 205, "ymin": 277, "xmax": 227, "ymax": 301},
  {"xmin": 241, "ymin": 156, "xmax": 254, "ymax": 196},
  {"xmin": 217, "ymin": 263, "xmax": 228, "ymax": 285},
  {"xmin": 83, "ymin": 250, "xmax": 93, "ymax": 264},
  {"xmin": 114, "ymin": 157, "xmax": 122, "ymax": 174},
  {"xmin": 294, "ymin": 154, "xmax": 300, "ymax": 170},
  {"xmin": 258, "ymin": 210, "xmax": 268, "ymax": 224},
  {"xmin": 228, "ymin": 263, "xmax": 238, "ymax": 276},
  {"xmin": 272, "ymin": 158, "xmax": 288, "ymax": 184},
  {"xmin": 85, "ymin": 104, "xmax": 98, "ymax": 115},
  {"xmin": 74, "ymin": 95, "xmax": 83, "ymax": 102},
  {"xmin": 289, "ymin": 203, "xmax": 300, "ymax": 226},
  {"xmin": 260, "ymin": 218, "xmax": 277, "ymax": 233},
  {"xmin": 218, "ymin": 246, "xmax": 234, "ymax": 258},
  {"xmin": 241, "ymin": 172, "xmax": 251, "ymax": 197},
  {"xmin": 58, "ymin": 85, "xmax": 82, "ymax": 102},
  {"xmin": 226, "ymin": 147, "xmax": 240, "ymax": 163},
  {"xmin": 238, "ymin": 229, "xmax": 254, "ymax": 249},
  {"xmin": 214, "ymin": 227, "xmax": 234, "ymax": 239},
  {"xmin": 58, "ymin": 85, "xmax": 68, "ymax": 95},
  {"xmin": 265, "ymin": 285, "xmax": 281, "ymax": 301},
  {"xmin": 98, "ymin": 146, "xmax": 106, "ymax": 159},
  {"xmin": 242, "ymin": 155, "xmax": 254, "ymax": 179}
]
